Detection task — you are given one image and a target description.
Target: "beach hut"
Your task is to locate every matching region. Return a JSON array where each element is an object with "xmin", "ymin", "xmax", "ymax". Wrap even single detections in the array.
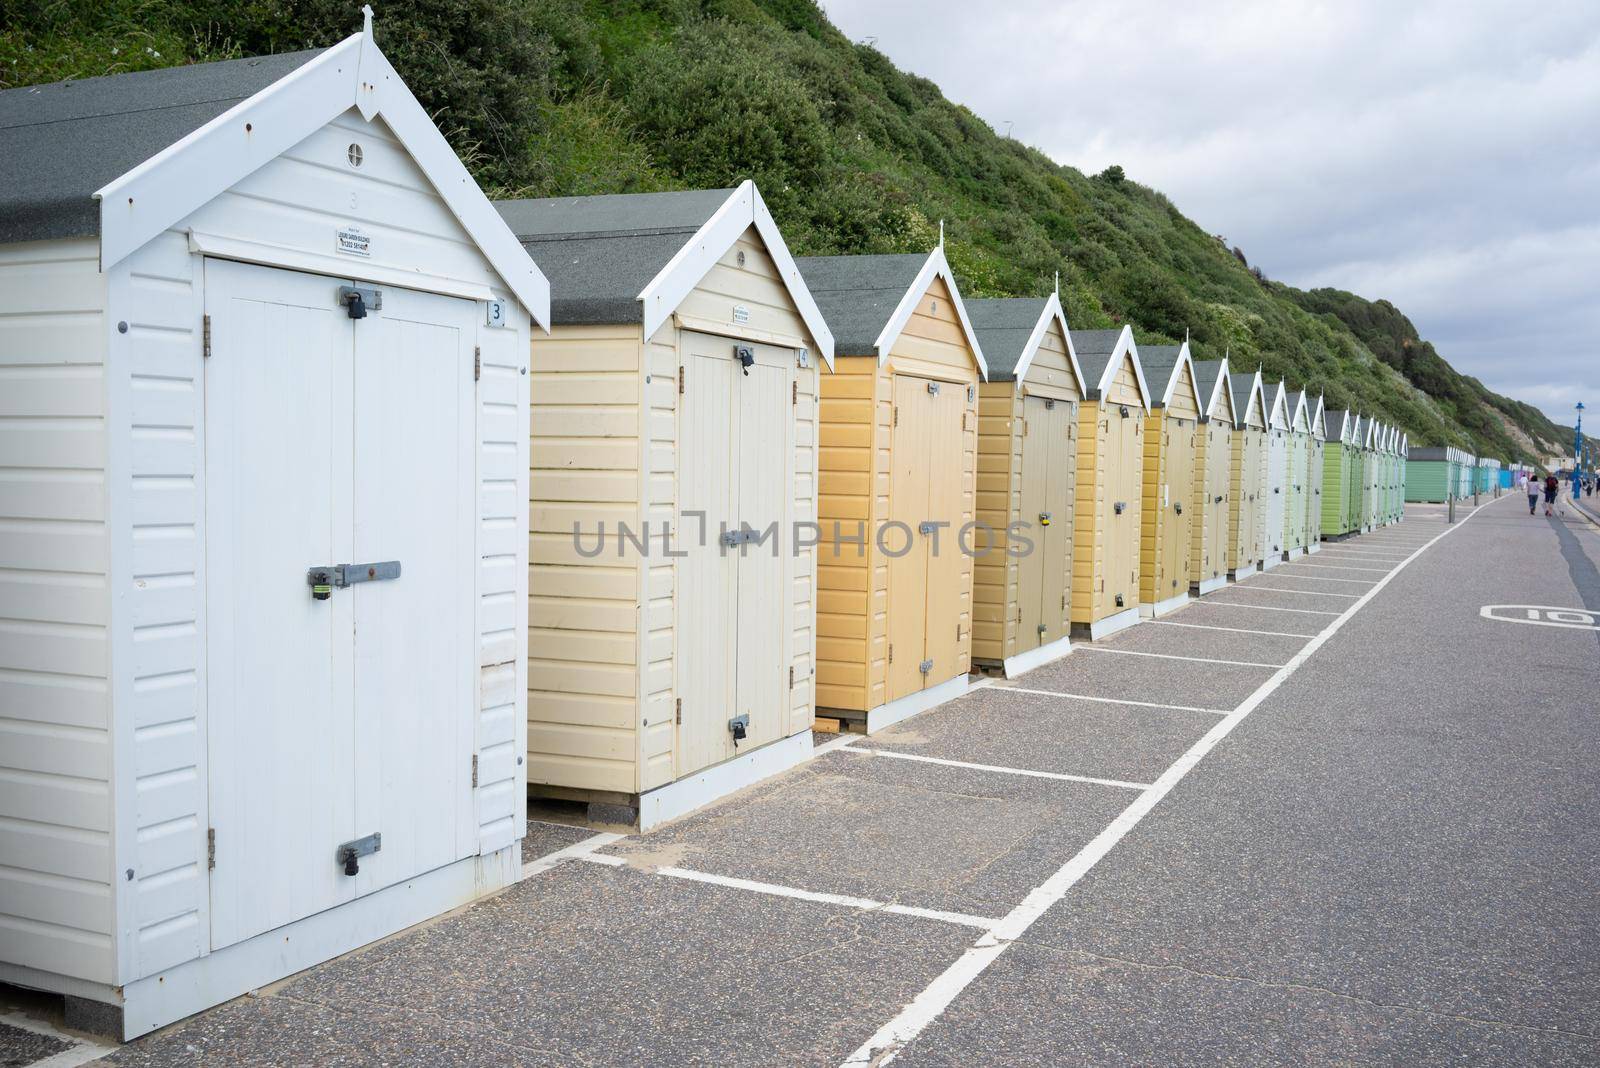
[
  {"xmin": 1070, "ymin": 327, "xmax": 1152, "ymax": 639},
  {"xmin": 967, "ymin": 293, "xmax": 1087, "ymax": 676},
  {"xmin": 496, "ymin": 182, "xmax": 833, "ymax": 827},
  {"xmin": 1358, "ymin": 418, "xmax": 1379, "ymax": 531},
  {"xmin": 1137, "ymin": 342, "xmax": 1204, "ymax": 617},
  {"xmin": 1228, "ymin": 371, "xmax": 1269, "ymax": 578},
  {"xmin": 798, "ymin": 246, "xmax": 985, "ymax": 731},
  {"xmin": 1390, "ymin": 427, "xmax": 1407, "ymax": 521},
  {"xmin": 1283, "ymin": 391, "xmax": 1311, "ymax": 557},
  {"xmin": 1190, "ymin": 358, "xmax": 1237, "ymax": 594},
  {"xmin": 1321, "ymin": 410, "xmax": 1358, "ymax": 537},
  {"xmin": 1306, "ymin": 395, "xmax": 1327, "ymax": 552},
  {"xmin": 1406, "ymin": 446, "xmax": 1454, "ymax": 503},
  {"xmin": 1456, "ymin": 448, "xmax": 1476, "ymax": 501},
  {"xmin": 1261, "ymin": 379, "xmax": 1291, "ymax": 568},
  {"xmin": 0, "ymin": 22, "xmax": 551, "ymax": 1038}
]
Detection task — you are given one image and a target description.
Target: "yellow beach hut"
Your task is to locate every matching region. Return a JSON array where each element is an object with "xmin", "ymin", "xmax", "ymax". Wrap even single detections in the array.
[
  {"xmin": 1137, "ymin": 342, "xmax": 1205, "ymax": 617},
  {"xmin": 1190, "ymin": 357, "xmax": 1238, "ymax": 595},
  {"xmin": 1228, "ymin": 370, "xmax": 1269, "ymax": 580}
]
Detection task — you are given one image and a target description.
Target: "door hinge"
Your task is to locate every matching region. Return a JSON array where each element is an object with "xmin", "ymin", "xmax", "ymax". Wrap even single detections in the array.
[
  {"xmin": 470, "ymin": 753, "xmax": 478, "ymax": 787},
  {"xmin": 679, "ymin": 365, "xmax": 685, "ymax": 394},
  {"xmin": 675, "ymin": 697, "xmax": 682, "ymax": 725},
  {"xmin": 792, "ymin": 380, "xmax": 798, "ymax": 405},
  {"xmin": 473, "ymin": 346, "xmax": 481, "ymax": 381},
  {"xmin": 888, "ymin": 643, "xmax": 893, "ymax": 664},
  {"xmin": 788, "ymin": 665, "xmax": 795, "ymax": 688},
  {"xmin": 955, "ymin": 624, "xmax": 962, "ymax": 642},
  {"xmin": 893, "ymin": 406, "xmax": 899, "ymax": 427},
  {"xmin": 207, "ymin": 827, "xmax": 215, "ymax": 870},
  {"xmin": 202, "ymin": 314, "xmax": 212, "ymax": 359}
]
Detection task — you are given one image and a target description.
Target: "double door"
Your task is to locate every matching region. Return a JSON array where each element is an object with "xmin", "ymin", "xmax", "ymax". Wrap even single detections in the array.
[
  {"xmin": 1102, "ymin": 405, "xmax": 1141, "ymax": 616},
  {"xmin": 1016, "ymin": 395, "xmax": 1074, "ymax": 650},
  {"xmin": 676, "ymin": 333, "xmax": 794, "ymax": 775},
  {"xmin": 204, "ymin": 260, "xmax": 477, "ymax": 950},
  {"xmin": 1156, "ymin": 418, "xmax": 1195, "ymax": 600},
  {"xmin": 887, "ymin": 374, "xmax": 967, "ymax": 700},
  {"xmin": 1201, "ymin": 425, "xmax": 1231, "ymax": 582}
]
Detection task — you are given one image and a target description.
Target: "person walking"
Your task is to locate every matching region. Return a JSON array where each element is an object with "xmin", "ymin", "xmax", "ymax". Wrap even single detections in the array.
[
  {"xmin": 1526, "ymin": 472, "xmax": 1540, "ymax": 515},
  {"xmin": 1543, "ymin": 472, "xmax": 1560, "ymax": 517}
]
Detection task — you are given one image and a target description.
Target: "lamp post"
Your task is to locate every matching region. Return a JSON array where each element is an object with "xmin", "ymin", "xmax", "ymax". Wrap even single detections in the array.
[{"xmin": 1575, "ymin": 402, "xmax": 1586, "ymax": 501}]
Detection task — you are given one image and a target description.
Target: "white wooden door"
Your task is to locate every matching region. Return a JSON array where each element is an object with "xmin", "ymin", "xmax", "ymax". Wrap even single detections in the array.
[
  {"xmin": 676, "ymin": 333, "xmax": 793, "ymax": 776},
  {"xmin": 205, "ymin": 261, "xmax": 478, "ymax": 949},
  {"xmin": 204, "ymin": 260, "xmax": 354, "ymax": 948}
]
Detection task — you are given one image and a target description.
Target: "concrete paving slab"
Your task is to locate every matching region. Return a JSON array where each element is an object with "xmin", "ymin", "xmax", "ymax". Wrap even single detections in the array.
[
  {"xmin": 598, "ymin": 750, "xmax": 1131, "ymax": 919},
  {"xmin": 113, "ymin": 862, "xmax": 977, "ymax": 1067},
  {"xmin": 519, "ymin": 819, "xmax": 596, "ymax": 866},
  {"xmin": 1096, "ymin": 619, "xmax": 1308, "ymax": 663},
  {"xmin": 1016, "ymin": 647, "xmax": 1274, "ymax": 709},
  {"xmin": 0, "ymin": 1020, "xmax": 73, "ymax": 1067},
  {"xmin": 857, "ymin": 685, "xmax": 1220, "ymax": 785},
  {"xmin": 890, "ymin": 942, "xmax": 1600, "ymax": 1067}
]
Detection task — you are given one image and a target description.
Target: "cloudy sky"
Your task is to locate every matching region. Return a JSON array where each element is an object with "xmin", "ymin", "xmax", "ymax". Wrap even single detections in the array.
[{"xmin": 822, "ymin": 0, "xmax": 1599, "ymax": 428}]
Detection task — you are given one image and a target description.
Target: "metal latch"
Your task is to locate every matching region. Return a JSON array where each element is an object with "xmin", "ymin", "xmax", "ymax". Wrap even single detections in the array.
[
  {"xmin": 927, "ymin": 381, "xmax": 941, "ymax": 395},
  {"xmin": 728, "ymin": 714, "xmax": 749, "ymax": 741},
  {"xmin": 1174, "ymin": 501, "xmax": 1183, "ymax": 514},
  {"xmin": 1114, "ymin": 501, "xmax": 1126, "ymax": 514},
  {"xmin": 918, "ymin": 521, "xmax": 938, "ymax": 535},
  {"xmin": 336, "ymin": 832, "xmax": 380, "ymax": 876},
  {"xmin": 338, "ymin": 285, "xmax": 381, "ymax": 319},
  {"xmin": 307, "ymin": 561, "xmax": 402, "ymax": 600},
  {"xmin": 1038, "ymin": 512, "xmax": 1051, "ymax": 526},
  {"xmin": 720, "ymin": 529, "xmax": 743, "ymax": 548},
  {"xmin": 918, "ymin": 658, "xmax": 934, "ymax": 675}
]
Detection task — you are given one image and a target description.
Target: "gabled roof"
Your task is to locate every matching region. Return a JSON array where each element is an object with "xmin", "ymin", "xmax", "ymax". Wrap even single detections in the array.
[
  {"xmin": 0, "ymin": 11, "xmax": 549, "ymax": 324},
  {"xmin": 1228, "ymin": 370, "xmax": 1267, "ymax": 430},
  {"xmin": 1408, "ymin": 446, "xmax": 1450, "ymax": 461},
  {"xmin": 497, "ymin": 181, "xmax": 833, "ymax": 365},
  {"xmin": 1191, "ymin": 358, "xmax": 1235, "ymax": 425},
  {"xmin": 1068, "ymin": 325, "xmax": 1151, "ymax": 410},
  {"xmin": 1286, "ymin": 390, "xmax": 1311, "ymax": 433},
  {"xmin": 965, "ymin": 293, "xmax": 1085, "ymax": 393},
  {"xmin": 1136, "ymin": 341, "xmax": 1204, "ymax": 413},
  {"xmin": 795, "ymin": 246, "xmax": 986, "ymax": 377},
  {"xmin": 1307, "ymin": 394, "xmax": 1326, "ymax": 439},
  {"xmin": 1264, "ymin": 379, "xmax": 1290, "ymax": 430}
]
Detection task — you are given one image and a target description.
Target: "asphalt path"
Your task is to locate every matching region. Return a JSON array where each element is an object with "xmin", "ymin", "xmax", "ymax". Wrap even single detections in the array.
[{"xmin": 14, "ymin": 497, "xmax": 1591, "ymax": 1066}]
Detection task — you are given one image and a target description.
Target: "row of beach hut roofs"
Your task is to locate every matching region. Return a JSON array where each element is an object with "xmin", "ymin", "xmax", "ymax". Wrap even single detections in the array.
[{"xmin": 0, "ymin": 37, "xmax": 1512, "ymax": 1037}]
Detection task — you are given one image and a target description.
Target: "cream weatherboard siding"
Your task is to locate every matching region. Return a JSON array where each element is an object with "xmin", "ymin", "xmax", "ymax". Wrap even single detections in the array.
[
  {"xmin": 527, "ymin": 226, "xmax": 819, "ymax": 798},
  {"xmin": 0, "ymin": 238, "xmax": 115, "ymax": 985},
  {"xmin": 1072, "ymin": 354, "xmax": 1145, "ymax": 632}
]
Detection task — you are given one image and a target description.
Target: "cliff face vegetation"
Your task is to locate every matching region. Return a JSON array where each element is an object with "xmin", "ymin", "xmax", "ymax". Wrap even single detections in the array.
[{"xmin": 3, "ymin": 0, "xmax": 1568, "ymax": 461}]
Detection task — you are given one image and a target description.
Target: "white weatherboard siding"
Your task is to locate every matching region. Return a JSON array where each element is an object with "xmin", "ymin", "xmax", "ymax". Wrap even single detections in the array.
[
  {"xmin": 0, "ymin": 239, "xmax": 115, "ymax": 985},
  {"xmin": 0, "ymin": 102, "xmax": 531, "ymax": 1021}
]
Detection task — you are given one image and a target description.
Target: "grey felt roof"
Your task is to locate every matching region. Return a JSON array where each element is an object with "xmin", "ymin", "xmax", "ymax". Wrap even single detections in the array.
[
  {"xmin": 964, "ymin": 297, "xmax": 1049, "ymax": 382},
  {"xmin": 1287, "ymin": 390, "xmax": 1306, "ymax": 424},
  {"xmin": 1408, "ymin": 446, "xmax": 1450, "ymax": 461},
  {"xmin": 1228, "ymin": 373, "xmax": 1259, "ymax": 427},
  {"xmin": 494, "ymin": 189, "xmax": 735, "ymax": 324},
  {"xmin": 0, "ymin": 50, "xmax": 324, "ymax": 244},
  {"xmin": 1325, "ymin": 409, "xmax": 1355, "ymax": 439},
  {"xmin": 1067, "ymin": 329, "xmax": 1125, "ymax": 399},
  {"xmin": 1138, "ymin": 344, "xmax": 1183, "ymax": 407},
  {"xmin": 1191, "ymin": 359, "xmax": 1229, "ymax": 418},
  {"xmin": 794, "ymin": 254, "xmax": 928, "ymax": 357}
]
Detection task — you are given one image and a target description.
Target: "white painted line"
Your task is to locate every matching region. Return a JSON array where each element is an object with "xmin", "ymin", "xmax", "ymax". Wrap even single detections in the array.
[
  {"xmin": 991, "ymin": 686, "xmax": 1230, "ymax": 716},
  {"xmin": 1268, "ymin": 572, "xmax": 1376, "ymax": 585},
  {"xmin": 1197, "ymin": 600, "xmax": 1341, "ymax": 616},
  {"xmin": 1284, "ymin": 562, "xmax": 1392, "ymax": 574},
  {"xmin": 519, "ymin": 831, "xmax": 625, "ymax": 881},
  {"xmin": 812, "ymin": 732, "xmax": 863, "ymax": 756},
  {"xmin": 839, "ymin": 486, "xmax": 1511, "ymax": 1067},
  {"xmin": 841, "ymin": 744, "xmax": 1152, "ymax": 791},
  {"xmin": 1072, "ymin": 645, "xmax": 1283, "ymax": 668},
  {"xmin": 579, "ymin": 854, "xmax": 995, "ymax": 930},
  {"xmin": 0, "ymin": 1013, "xmax": 114, "ymax": 1067},
  {"xmin": 1147, "ymin": 620, "xmax": 1310, "ymax": 639},
  {"xmin": 1316, "ymin": 549, "xmax": 1409, "ymax": 558},
  {"xmin": 1231, "ymin": 585, "xmax": 1361, "ymax": 599}
]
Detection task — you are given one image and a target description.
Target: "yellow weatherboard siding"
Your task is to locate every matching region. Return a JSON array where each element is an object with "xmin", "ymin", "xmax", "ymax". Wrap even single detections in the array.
[
  {"xmin": 972, "ymin": 319, "xmax": 1080, "ymax": 668},
  {"xmin": 1141, "ymin": 362, "xmax": 1199, "ymax": 608},
  {"xmin": 528, "ymin": 226, "xmax": 820, "ymax": 797},
  {"xmin": 816, "ymin": 274, "xmax": 980, "ymax": 715},
  {"xmin": 1072, "ymin": 353, "xmax": 1145, "ymax": 628},
  {"xmin": 1228, "ymin": 387, "xmax": 1267, "ymax": 574},
  {"xmin": 1192, "ymin": 415, "xmax": 1233, "ymax": 588}
]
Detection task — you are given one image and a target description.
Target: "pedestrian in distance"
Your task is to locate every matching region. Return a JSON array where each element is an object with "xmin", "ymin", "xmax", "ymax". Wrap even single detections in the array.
[
  {"xmin": 1527, "ymin": 473, "xmax": 1540, "ymax": 515},
  {"xmin": 1543, "ymin": 473, "xmax": 1560, "ymax": 517}
]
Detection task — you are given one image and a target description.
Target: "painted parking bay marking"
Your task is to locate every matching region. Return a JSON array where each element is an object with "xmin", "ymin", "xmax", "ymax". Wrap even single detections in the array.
[{"xmin": 1480, "ymin": 604, "xmax": 1600, "ymax": 631}]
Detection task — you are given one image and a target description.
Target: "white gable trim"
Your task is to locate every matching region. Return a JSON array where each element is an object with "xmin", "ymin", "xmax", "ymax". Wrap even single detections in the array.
[
  {"xmin": 94, "ymin": 22, "xmax": 550, "ymax": 327},
  {"xmin": 1289, "ymin": 392, "xmax": 1310, "ymax": 433},
  {"xmin": 1265, "ymin": 380, "xmax": 1289, "ymax": 430},
  {"xmin": 1093, "ymin": 325, "xmax": 1151, "ymax": 412},
  {"xmin": 1203, "ymin": 358, "xmax": 1236, "ymax": 424},
  {"xmin": 1236, "ymin": 371, "xmax": 1267, "ymax": 430},
  {"xmin": 1310, "ymin": 395, "xmax": 1326, "ymax": 441},
  {"xmin": 637, "ymin": 180, "xmax": 835, "ymax": 368},
  {"xmin": 1011, "ymin": 292, "xmax": 1087, "ymax": 396},
  {"xmin": 1155, "ymin": 340, "xmax": 1204, "ymax": 412},
  {"xmin": 875, "ymin": 246, "xmax": 988, "ymax": 380}
]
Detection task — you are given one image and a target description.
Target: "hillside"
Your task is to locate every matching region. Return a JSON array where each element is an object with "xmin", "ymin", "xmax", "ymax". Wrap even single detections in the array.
[{"xmin": 1, "ymin": 0, "xmax": 1568, "ymax": 464}]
